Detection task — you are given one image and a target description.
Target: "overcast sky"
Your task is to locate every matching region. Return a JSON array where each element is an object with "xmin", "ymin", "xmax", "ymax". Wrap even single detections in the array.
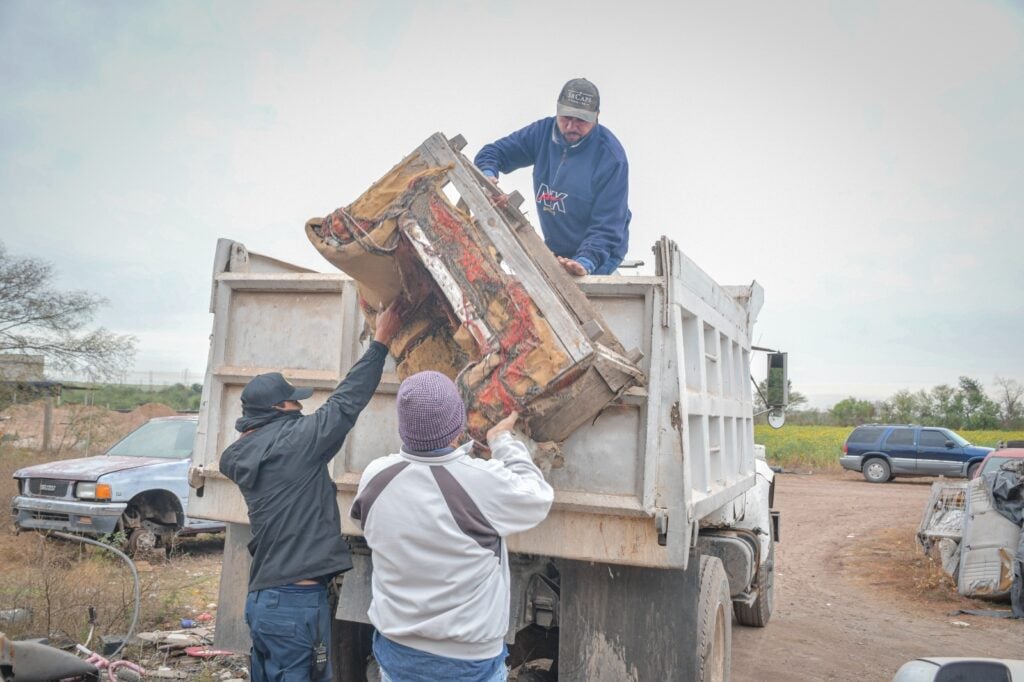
[{"xmin": 2, "ymin": 1, "xmax": 1022, "ymax": 407}]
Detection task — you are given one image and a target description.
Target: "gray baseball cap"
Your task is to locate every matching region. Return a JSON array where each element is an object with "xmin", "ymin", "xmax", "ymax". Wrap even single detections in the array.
[{"xmin": 557, "ymin": 78, "xmax": 600, "ymax": 123}]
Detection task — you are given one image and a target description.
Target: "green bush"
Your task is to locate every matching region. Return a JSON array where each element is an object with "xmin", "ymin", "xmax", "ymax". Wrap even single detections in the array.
[{"xmin": 62, "ymin": 383, "xmax": 202, "ymax": 412}]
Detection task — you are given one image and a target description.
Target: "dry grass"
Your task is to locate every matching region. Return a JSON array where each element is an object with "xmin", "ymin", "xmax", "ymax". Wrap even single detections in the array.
[
  {"xmin": 0, "ymin": 527, "xmax": 222, "ymax": 644},
  {"xmin": 840, "ymin": 526, "xmax": 995, "ymax": 612},
  {"xmin": 0, "ymin": 446, "xmax": 222, "ymax": 647}
]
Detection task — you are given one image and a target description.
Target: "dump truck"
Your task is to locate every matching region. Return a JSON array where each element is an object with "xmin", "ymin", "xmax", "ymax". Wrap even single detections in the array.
[{"xmin": 187, "ymin": 134, "xmax": 787, "ymax": 681}]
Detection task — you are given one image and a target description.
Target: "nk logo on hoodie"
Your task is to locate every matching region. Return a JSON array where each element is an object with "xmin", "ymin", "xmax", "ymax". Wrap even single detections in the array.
[{"xmin": 536, "ymin": 183, "xmax": 567, "ymax": 214}]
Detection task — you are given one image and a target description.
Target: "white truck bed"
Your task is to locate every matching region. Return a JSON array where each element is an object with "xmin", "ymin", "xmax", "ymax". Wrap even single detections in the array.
[{"xmin": 188, "ymin": 237, "xmax": 762, "ymax": 570}]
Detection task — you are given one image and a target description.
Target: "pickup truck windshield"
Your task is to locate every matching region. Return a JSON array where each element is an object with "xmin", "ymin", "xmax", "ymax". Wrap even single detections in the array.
[{"xmin": 106, "ymin": 420, "xmax": 197, "ymax": 459}]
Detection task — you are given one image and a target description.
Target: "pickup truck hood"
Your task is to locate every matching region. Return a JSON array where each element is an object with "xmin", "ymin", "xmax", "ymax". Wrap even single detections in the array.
[
  {"xmin": 13, "ymin": 456, "xmax": 171, "ymax": 482},
  {"xmin": 966, "ymin": 445, "xmax": 995, "ymax": 457}
]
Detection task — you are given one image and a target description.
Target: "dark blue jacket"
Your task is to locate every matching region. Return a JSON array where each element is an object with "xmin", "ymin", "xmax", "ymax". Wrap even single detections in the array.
[
  {"xmin": 474, "ymin": 117, "xmax": 630, "ymax": 274},
  {"xmin": 220, "ymin": 341, "xmax": 387, "ymax": 591}
]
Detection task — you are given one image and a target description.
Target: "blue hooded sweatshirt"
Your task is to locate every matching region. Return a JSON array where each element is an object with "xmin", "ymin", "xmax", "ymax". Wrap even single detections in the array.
[{"xmin": 474, "ymin": 117, "xmax": 630, "ymax": 275}]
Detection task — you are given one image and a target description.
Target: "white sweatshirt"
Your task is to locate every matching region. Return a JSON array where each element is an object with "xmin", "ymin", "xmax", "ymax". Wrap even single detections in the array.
[{"xmin": 350, "ymin": 432, "xmax": 554, "ymax": 660}]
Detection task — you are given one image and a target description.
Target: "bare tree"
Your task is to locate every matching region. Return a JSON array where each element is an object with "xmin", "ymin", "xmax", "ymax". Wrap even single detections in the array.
[
  {"xmin": 994, "ymin": 376, "xmax": 1024, "ymax": 429},
  {"xmin": 0, "ymin": 241, "xmax": 136, "ymax": 381}
]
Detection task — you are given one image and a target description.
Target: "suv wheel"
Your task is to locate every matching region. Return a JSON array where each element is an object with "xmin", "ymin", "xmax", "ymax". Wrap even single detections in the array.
[{"xmin": 863, "ymin": 458, "xmax": 891, "ymax": 484}]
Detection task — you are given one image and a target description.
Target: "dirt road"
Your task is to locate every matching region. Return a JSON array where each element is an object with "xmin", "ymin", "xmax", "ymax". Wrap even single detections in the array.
[{"xmin": 733, "ymin": 471, "xmax": 1024, "ymax": 681}]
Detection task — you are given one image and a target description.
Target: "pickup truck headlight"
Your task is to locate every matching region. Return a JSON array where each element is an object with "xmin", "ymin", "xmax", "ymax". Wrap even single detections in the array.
[{"xmin": 76, "ymin": 482, "xmax": 112, "ymax": 501}]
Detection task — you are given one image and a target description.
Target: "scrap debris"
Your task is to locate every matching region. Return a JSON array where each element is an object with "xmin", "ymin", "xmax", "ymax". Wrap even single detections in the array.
[
  {"xmin": 306, "ymin": 133, "xmax": 645, "ymax": 443},
  {"xmin": 132, "ymin": 624, "xmax": 248, "ymax": 678},
  {"xmin": 917, "ymin": 480, "xmax": 968, "ymax": 579},
  {"xmin": 917, "ymin": 457, "xmax": 1024, "ymax": 615}
]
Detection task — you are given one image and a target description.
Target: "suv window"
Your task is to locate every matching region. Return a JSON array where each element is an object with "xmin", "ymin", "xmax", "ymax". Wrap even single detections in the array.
[
  {"xmin": 847, "ymin": 427, "xmax": 885, "ymax": 444},
  {"xmin": 885, "ymin": 428, "xmax": 915, "ymax": 446},
  {"xmin": 947, "ymin": 430, "xmax": 970, "ymax": 447},
  {"xmin": 919, "ymin": 430, "xmax": 949, "ymax": 448}
]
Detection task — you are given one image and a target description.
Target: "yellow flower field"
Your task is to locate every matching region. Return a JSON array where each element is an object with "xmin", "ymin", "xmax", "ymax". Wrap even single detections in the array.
[{"xmin": 753, "ymin": 425, "xmax": 1024, "ymax": 469}]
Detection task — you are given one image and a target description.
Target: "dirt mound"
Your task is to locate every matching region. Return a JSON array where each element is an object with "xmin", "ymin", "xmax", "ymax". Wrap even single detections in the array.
[{"xmin": 130, "ymin": 402, "xmax": 178, "ymax": 422}]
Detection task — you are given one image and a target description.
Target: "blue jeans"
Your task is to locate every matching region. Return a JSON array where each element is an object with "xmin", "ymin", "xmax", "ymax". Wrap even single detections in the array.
[
  {"xmin": 244, "ymin": 584, "xmax": 331, "ymax": 682},
  {"xmin": 374, "ymin": 631, "xmax": 508, "ymax": 682},
  {"xmin": 380, "ymin": 665, "xmax": 508, "ymax": 682}
]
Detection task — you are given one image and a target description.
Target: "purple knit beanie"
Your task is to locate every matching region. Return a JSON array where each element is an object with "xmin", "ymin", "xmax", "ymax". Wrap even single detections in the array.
[{"xmin": 397, "ymin": 371, "xmax": 467, "ymax": 452}]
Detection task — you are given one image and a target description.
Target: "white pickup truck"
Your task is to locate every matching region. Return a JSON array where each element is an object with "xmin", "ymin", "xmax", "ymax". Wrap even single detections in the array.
[{"xmin": 11, "ymin": 416, "xmax": 223, "ymax": 554}]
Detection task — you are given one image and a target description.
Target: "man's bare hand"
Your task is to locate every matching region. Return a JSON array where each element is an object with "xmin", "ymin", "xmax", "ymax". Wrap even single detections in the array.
[
  {"xmin": 374, "ymin": 300, "xmax": 405, "ymax": 345},
  {"xmin": 486, "ymin": 410, "xmax": 519, "ymax": 443},
  {"xmin": 483, "ymin": 175, "xmax": 511, "ymax": 208},
  {"xmin": 557, "ymin": 256, "xmax": 587, "ymax": 277}
]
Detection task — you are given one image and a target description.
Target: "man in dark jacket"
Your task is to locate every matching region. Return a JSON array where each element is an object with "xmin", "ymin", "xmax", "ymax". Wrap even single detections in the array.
[
  {"xmin": 474, "ymin": 78, "xmax": 631, "ymax": 276},
  {"xmin": 220, "ymin": 302, "xmax": 402, "ymax": 681}
]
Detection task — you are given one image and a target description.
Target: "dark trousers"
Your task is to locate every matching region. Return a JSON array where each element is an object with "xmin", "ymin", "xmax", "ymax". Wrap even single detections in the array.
[{"xmin": 245, "ymin": 584, "xmax": 331, "ymax": 681}]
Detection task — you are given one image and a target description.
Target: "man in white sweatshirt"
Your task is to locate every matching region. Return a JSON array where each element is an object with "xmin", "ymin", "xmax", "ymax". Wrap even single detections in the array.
[{"xmin": 350, "ymin": 370, "xmax": 554, "ymax": 682}]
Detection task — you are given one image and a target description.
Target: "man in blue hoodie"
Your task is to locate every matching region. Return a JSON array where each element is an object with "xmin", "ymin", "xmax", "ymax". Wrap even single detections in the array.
[
  {"xmin": 474, "ymin": 78, "xmax": 631, "ymax": 276},
  {"xmin": 220, "ymin": 302, "xmax": 402, "ymax": 681}
]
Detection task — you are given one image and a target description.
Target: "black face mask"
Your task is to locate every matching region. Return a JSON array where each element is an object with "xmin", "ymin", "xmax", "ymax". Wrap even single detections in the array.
[{"xmin": 234, "ymin": 405, "xmax": 302, "ymax": 433}]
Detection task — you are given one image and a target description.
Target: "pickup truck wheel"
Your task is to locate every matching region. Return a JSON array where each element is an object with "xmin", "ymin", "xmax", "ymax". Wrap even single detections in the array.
[
  {"xmin": 967, "ymin": 462, "xmax": 981, "ymax": 479},
  {"xmin": 862, "ymin": 458, "xmax": 891, "ymax": 484},
  {"xmin": 734, "ymin": 531, "xmax": 775, "ymax": 627},
  {"xmin": 697, "ymin": 555, "xmax": 732, "ymax": 682},
  {"xmin": 126, "ymin": 527, "xmax": 158, "ymax": 556}
]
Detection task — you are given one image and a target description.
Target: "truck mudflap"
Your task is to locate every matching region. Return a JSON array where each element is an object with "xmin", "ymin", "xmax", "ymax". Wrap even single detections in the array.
[{"xmin": 557, "ymin": 557, "xmax": 728, "ymax": 682}]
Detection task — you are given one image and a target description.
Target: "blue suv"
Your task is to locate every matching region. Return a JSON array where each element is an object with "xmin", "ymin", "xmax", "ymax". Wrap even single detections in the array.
[{"xmin": 840, "ymin": 424, "xmax": 993, "ymax": 483}]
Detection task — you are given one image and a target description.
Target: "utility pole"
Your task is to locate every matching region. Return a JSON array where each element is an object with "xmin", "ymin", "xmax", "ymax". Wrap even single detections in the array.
[{"xmin": 42, "ymin": 395, "xmax": 54, "ymax": 452}]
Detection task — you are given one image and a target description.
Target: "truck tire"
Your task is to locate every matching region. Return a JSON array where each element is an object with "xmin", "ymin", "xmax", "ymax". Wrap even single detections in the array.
[
  {"xmin": 967, "ymin": 462, "xmax": 981, "ymax": 479},
  {"xmin": 733, "ymin": 531, "xmax": 775, "ymax": 627},
  {"xmin": 862, "ymin": 458, "xmax": 890, "ymax": 483},
  {"xmin": 697, "ymin": 555, "xmax": 732, "ymax": 682}
]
